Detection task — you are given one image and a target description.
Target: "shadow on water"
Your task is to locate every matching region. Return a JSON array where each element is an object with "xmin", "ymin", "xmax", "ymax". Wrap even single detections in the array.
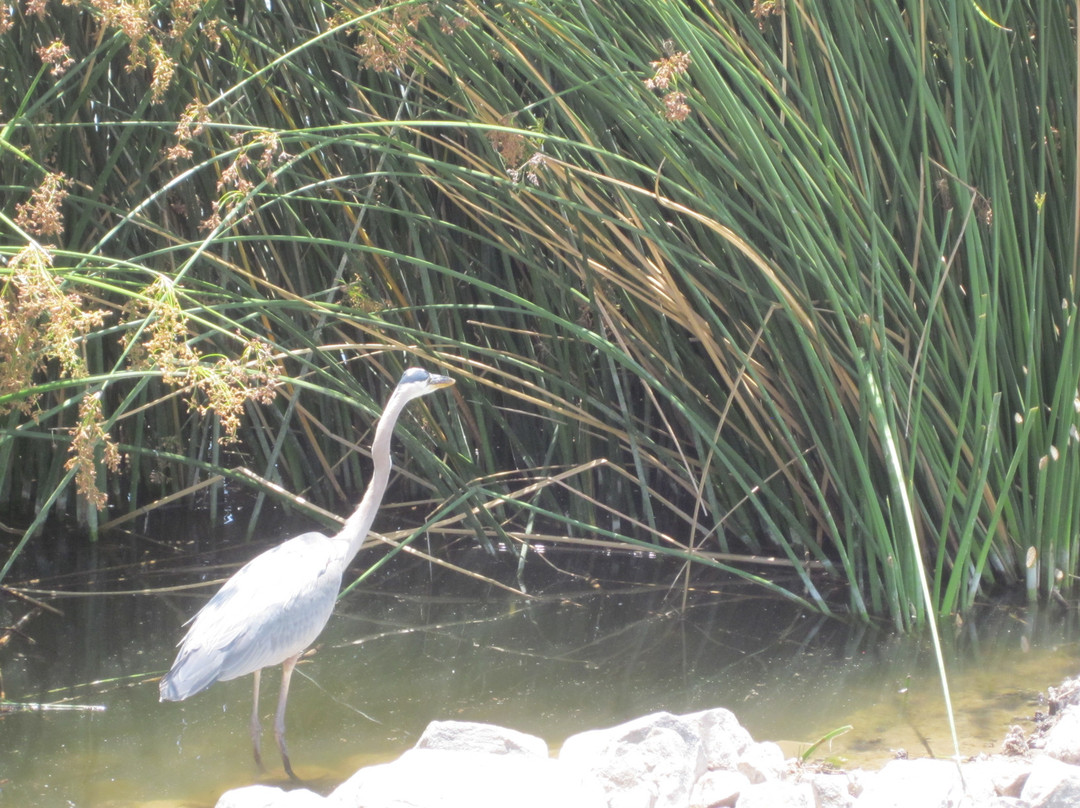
[{"xmin": 2, "ymin": 512, "xmax": 1079, "ymax": 806}]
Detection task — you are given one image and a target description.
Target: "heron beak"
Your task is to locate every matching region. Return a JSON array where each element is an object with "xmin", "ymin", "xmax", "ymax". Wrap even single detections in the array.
[{"xmin": 428, "ymin": 374, "xmax": 455, "ymax": 389}]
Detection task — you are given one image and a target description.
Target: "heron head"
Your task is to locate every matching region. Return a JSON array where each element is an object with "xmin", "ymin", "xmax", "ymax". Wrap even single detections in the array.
[{"xmin": 396, "ymin": 367, "xmax": 455, "ymax": 400}]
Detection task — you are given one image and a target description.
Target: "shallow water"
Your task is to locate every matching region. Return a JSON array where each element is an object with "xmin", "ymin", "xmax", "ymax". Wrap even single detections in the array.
[{"xmin": 2, "ymin": 519, "xmax": 1078, "ymax": 807}]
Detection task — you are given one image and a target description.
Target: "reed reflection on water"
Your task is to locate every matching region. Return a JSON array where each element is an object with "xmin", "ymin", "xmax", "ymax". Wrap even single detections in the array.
[{"xmin": 2, "ymin": 518, "xmax": 1078, "ymax": 807}]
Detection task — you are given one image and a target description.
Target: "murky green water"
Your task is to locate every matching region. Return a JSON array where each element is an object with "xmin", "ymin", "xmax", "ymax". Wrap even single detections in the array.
[{"xmin": 2, "ymin": 519, "xmax": 1078, "ymax": 807}]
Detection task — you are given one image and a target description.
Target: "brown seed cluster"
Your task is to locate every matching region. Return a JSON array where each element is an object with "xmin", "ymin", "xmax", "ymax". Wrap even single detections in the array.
[
  {"xmin": 14, "ymin": 172, "xmax": 69, "ymax": 240},
  {"xmin": 165, "ymin": 100, "xmax": 212, "ymax": 162},
  {"xmin": 487, "ymin": 130, "xmax": 547, "ymax": 186},
  {"xmin": 0, "ymin": 246, "xmax": 109, "ymax": 416},
  {"xmin": 0, "ymin": 250, "xmax": 113, "ymax": 518},
  {"xmin": 65, "ymin": 392, "xmax": 122, "ymax": 511},
  {"xmin": 353, "ymin": 2, "xmax": 433, "ymax": 73},
  {"xmin": 645, "ymin": 51, "xmax": 691, "ymax": 91},
  {"xmin": 337, "ymin": 1, "xmax": 473, "ymax": 72},
  {"xmin": 663, "ymin": 92, "xmax": 691, "ymax": 124},
  {"xmin": 487, "ymin": 126, "xmax": 532, "ymax": 170},
  {"xmin": 20, "ymin": 0, "xmax": 220, "ymax": 103},
  {"xmin": 644, "ymin": 51, "xmax": 692, "ymax": 123},
  {"xmin": 198, "ymin": 131, "xmax": 289, "ymax": 232},
  {"xmin": 36, "ymin": 39, "xmax": 75, "ymax": 76},
  {"xmin": 5, "ymin": 177, "xmax": 106, "ymax": 440},
  {"xmin": 125, "ymin": 279, "xmax": 280, "ymax": 443},
  {"xmin": 751, "ymin": 0, "xmax": 785, "ymax": 27}
]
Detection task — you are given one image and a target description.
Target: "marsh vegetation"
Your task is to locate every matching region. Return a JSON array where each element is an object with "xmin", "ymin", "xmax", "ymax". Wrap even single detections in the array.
[{"xmin": 1, "ymin": 1, "xmax": 1077, "ymax": 629}]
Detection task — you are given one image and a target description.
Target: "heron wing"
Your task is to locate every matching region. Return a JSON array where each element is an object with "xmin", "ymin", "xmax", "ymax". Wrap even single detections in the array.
[{"xmin": 159, "ymin": 532, "xmax": 344, "ymax": 701}]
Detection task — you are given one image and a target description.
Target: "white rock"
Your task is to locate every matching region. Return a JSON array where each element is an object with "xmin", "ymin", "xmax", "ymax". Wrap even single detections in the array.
[
  {"xmin": 853, "ymin": 758, "xmax": 995, "ymax": 808},
  {"xmin": 1020, "ymin": 755, "xmax": 1080, "ymax": 808},
  {"xmin": 559, "ymin": 711, "xmax": 707, "ymax": 808},
  {"xmin": 1043, "ymin": 705, "xmax": 1080, "ymax": 766},
  {"xmin": 679, "ymin": 708, "xmax": 754, "ymax": 771},
  {"xmin": 736, "ymin": 780, "xmax": 815, "ymax": 808},
  {"xmin": 961, "ymin": 755, "xmax": 1032, "ymax": 798},
  {"xmin": 807, "ymin": 771, "xmax": 858, "ymax": 808},
  {"xmin": 736, "ymin": 741, "xmax": 785, "ymax": 784},
  {"xmin": 327, "ymin": 747, "xmax": 603, "ymax": 808},
  {"xmin": 215, "ymin": 784, "xmax": 325, "ymax": 808},
  {"xmin": 688, "ymin": 768, "xmax": 749, "ymax": 807},
  {"xmin": 415, "ymin": 720, "xmax": 548, "ymax": 757}
]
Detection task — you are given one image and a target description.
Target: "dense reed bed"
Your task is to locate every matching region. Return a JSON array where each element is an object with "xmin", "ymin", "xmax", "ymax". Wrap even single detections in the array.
[{"xmin": 1, "ymin": 0, "xmax": 1076, "ymax": 627}]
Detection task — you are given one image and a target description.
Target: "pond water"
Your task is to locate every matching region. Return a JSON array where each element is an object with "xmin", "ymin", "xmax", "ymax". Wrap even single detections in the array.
[{"xmin": 2, "ymin": 515, "xmax": 1078, "ymax": 807}]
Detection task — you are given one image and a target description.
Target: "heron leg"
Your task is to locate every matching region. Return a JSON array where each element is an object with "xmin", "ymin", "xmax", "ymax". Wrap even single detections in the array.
[
  {"xmin": 275, "ymin": 654, "xmax": 301, "ymax": 781},
  {"xmin": 251, "ymin": 669, "xmax": 265, "ymax": 772}
]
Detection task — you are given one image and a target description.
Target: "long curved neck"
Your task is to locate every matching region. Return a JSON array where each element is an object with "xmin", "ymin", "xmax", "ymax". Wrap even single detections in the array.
[{"xmin": 334, "ymin": 390, "xmax": 414, "ymax": 564}]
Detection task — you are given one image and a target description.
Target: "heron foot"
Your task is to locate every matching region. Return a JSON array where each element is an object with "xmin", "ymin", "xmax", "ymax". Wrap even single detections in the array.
[
  {"xmin": 251, "ymin": 716, "xmax": 265, "ymax": 772},
  {"xmin": 275, "ymin": 717, "xmax": 299, "ymax": 780},
  {"xmin": 281, "ymin": 747, "xmax": 299, "ymax": 781}
]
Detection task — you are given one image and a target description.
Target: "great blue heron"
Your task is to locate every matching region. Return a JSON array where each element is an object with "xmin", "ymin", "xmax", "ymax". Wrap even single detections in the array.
[{"xmin": 159, "ymin": 367, "xmax": 455, "ymax": 779}]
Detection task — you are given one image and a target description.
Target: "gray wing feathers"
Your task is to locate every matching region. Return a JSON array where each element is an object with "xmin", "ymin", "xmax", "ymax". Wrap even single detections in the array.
[{"xmin": 159, "ymin": 533, "xmax": 344, "ymax": 701}]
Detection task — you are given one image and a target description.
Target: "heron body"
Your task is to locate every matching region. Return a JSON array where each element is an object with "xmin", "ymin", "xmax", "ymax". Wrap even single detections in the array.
[
  {"xmin": 159, "ymin": 532, "xmax": 342, "ymax": 700},
  {"xmin": 160, "ymin": 367, "xmax": 454, "ymax": 779}
]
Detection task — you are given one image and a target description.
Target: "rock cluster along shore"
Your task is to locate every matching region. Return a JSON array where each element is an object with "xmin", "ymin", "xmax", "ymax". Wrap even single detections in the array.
[{"xmin": 216, "ymin": 677, "xmax": 1080, "ymax": 808}]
